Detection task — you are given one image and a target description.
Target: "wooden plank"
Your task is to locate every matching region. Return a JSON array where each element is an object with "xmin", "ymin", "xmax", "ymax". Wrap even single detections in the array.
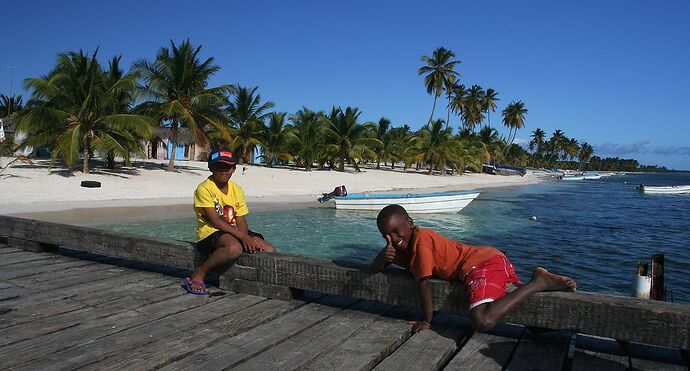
[
  {"xmin": 301, "ymin": 314, "xmax": 412, "ymax": 371},
  {"xmin": 505, "ymin": 331, "xmax": 570, "ymax": 370},
  {"xmin": 0, "ymin": 259, "xmax": 96, "ymax": 280},
  {"xmin": 0, "ymin": 291, "xmax": 229, "ymax": 369},
  {"xmin": 372, "ymin": 325, "xmax": 467, "ymax": 371},
  {"xmin": 445, "ymin": 332, "xmax": 518, "ymax": 370},
  {"xmin": 160, "ymin": 296, "xmax": 355, "ymax": 371},
  {"xmin": 18, "ymin": 294, "xmax": 266, "ymax": 370},
  {"xmin": 81, "ymin": 298, "xmax": 306, "ymax": 371},
  {"xmin": 232, "ymin": 300, "xmax": 391, "ymax": 371},
  {"xmin": 0, "ymin": 216, "xmax": 196, "ymax": 270},
  {"xmin": 0, "ymin": 278, "xmax": 179, "ymax": 346},
  {"xmin": 0, "ymin": 251, "xmax": 57, "ymax": 265},
  {"xmin": 627, "ymin": 341, "xmax": 687, "ymax": 370},
  {"xmin": 572, "ymin": 334, "xmax": 628, "ymax": 371},
  {"xmin": 3, "ymin": 215, "xmax": 690, "ymax": 349},
  {"xmin": 7, "ymin": 237, "xmax": 58, "ymax": 252}
]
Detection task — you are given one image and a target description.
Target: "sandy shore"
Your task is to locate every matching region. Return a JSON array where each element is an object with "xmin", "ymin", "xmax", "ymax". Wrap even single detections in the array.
[{"xmin": 1, "ymin": 157, "xmax": 549, "ymax": 223}]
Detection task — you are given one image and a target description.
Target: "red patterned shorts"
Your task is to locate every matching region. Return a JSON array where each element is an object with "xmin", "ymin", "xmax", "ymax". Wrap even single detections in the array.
[{"xmin": 465, "ymin": 255, "xmax": 523, "ymax": 310}]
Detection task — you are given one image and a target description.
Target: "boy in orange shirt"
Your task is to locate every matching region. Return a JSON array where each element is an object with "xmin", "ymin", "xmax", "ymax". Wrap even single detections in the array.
[{"xmin": 371, "ymin": 204, "xmax": 576, "ymax": 333}]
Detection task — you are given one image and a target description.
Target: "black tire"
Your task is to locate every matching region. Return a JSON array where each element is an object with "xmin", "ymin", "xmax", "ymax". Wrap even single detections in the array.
[{"xmin": 80, "ymin": 180, "xmax": 101, "ymax": 188}]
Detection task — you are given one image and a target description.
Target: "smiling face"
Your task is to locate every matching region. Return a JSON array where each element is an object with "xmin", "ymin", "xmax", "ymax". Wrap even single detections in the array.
[
  {"xmin": 210, "ymin": 163, "xmax": 236, "ymax": 184},
  {"xmin": 377, "ymin": 212, "xmax": 415, "ymax": 253}
]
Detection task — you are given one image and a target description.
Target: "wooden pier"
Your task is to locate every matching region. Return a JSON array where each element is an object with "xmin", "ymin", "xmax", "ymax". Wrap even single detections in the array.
[{"xmin": 1, "ymin": 215, "xmax": 688, "ymax": 370}]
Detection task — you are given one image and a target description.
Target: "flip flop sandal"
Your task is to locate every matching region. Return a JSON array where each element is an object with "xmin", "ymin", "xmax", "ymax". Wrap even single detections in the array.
[{"xmin": 182, "ymin": 277, "xmax": 208, "ymax": 295}]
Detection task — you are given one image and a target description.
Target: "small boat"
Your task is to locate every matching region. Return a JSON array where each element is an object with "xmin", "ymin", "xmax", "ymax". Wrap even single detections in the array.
[
  {"xmin": 318, "ymin": 186, "xmax": 481, "ymax": 213},
  {"xmin": 559, "ymin": 173, "xmax": 601, "ymax": 181},
  {"xmin": 482, "ymin": 163, "xmax": 526, "ymax": 176},
  {"xmin": 637, "ymin": 185, "xmax": 690, "ymax": 194}
]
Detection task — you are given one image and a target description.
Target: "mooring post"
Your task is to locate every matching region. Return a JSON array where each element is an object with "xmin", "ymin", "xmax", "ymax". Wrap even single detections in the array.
[{"xmin": 649, "ymin": 254, "xmax": 665, "ymax": 301}]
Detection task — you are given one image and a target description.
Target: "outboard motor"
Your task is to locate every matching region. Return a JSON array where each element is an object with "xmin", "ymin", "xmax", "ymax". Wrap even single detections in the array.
[{"xmin": 317, "ymin": 185, "xmax": 347, "ymax": 203}]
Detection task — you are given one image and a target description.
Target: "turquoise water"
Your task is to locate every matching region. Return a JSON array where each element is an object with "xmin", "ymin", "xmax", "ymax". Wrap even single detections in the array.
[{"xmin": 98, "ymin": 172, "xmax": 690, "ymax": 303}]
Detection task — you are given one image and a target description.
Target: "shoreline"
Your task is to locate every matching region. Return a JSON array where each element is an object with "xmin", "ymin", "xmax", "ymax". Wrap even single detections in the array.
[{"xmin": 2, "ymin": 157, "xmax": 551, "ymax": 224}]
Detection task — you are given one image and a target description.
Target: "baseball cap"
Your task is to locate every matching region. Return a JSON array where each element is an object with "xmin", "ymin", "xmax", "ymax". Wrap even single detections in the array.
[{"xmin": 208, "ymin": 149, "xmax": 238, "ymax": 167}]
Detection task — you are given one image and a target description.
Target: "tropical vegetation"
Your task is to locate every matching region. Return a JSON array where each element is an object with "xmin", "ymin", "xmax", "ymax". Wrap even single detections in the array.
[{"xmin": 3, "ymin": 43, "xmax": 667, "ymax": 174}]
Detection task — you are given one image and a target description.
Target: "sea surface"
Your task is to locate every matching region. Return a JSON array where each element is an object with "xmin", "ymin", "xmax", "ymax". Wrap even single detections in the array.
[{"xmin": 97, "ymin": 172, "xmax": 690, "ymax": 303}]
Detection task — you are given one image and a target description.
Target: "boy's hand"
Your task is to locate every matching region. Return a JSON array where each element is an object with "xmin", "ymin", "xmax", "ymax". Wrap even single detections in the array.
[
  {"xmin": 241, "ymin": 236, "xmax": 261, "ymax": 253},
  {"xmin": 411, "ymin": 320, "xmax": 431, "ymax": 333},
  {"xmin": 382, "ymin": 235, "xmax": 396, "ymax": 262}
]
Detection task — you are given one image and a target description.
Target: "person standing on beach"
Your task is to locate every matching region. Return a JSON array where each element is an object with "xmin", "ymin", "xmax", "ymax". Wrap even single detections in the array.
[
  {"xmin": 183, "ymin": 148, "xmax": 276, "ymax": 295},
  {"xmin": 371, "ymin": 204, "xmax": 576, "ymax": 332}
]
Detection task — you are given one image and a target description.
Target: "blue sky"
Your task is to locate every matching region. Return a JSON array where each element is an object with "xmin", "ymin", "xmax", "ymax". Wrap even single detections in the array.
[{"xmin": 3, "ymin": 0, "xmax": 689, "ymax": 169}]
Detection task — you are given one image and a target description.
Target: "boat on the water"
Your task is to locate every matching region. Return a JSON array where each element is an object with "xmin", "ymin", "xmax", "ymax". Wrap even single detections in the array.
[
  {"xmin": 637, "ymin": 184, "xmax": 690, "ymax": 194},
  {"xmin": 559, "ymin": 173, "xmax": 601, "ymax": 181},
  {"xmin": 317, "ymin": 186, "xmax": 481, "ymax": 213}
]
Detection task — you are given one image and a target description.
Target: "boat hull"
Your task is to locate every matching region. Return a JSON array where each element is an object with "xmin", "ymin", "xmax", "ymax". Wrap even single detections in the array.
[
  {"xmin": 641, "ymin": 185, "xmax": 690, "ymax": 194},
  {"xmin": 334, "ymin": 190, "xmax": 481, "ymax": 213}
]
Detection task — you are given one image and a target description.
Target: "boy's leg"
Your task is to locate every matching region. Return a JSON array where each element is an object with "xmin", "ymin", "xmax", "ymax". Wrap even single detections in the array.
[
  {"xmin": 469, "ymin": 266, "xmax": 576, "ymax": 332},
  {"xmin": 191, "ymin": 233, "xmax": 243, "ymax": 284}
]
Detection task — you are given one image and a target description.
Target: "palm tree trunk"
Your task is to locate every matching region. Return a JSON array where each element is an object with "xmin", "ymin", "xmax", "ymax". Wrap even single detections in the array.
[
  {"xmin": 82, "ymin": 137, "xmax": 90, "ymax": 174},
  {"xmin": 166, "ymin": 125, "xmax": 178, "ymax": 172},
  {"xmin": 427, "ymin": 96, "xmax": 438, "ymax": 125}
]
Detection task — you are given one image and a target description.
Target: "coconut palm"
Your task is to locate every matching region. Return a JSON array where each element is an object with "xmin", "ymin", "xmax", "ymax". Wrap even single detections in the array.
[
  {"xmin": 407, "ymin": 119, "xmax": 462, "ymax": 175},
  {"xmin": 322, "ymin": 106, "xmax": 380, "ymax": 172},
  {"xmin": 17, "ymin": 50, "xmax": 153, "ymax": 173},
  {"xmin": 578, "ymin": 142, "xmax": 593, "ymax": 170},
  {"xmin": 0, "ymin": 94, "xmax": 23, "ymax": 117},
  {"xmin": 418, "ymin": 47, "xmax": 461, "ymax": 126},
  {"xmin": 481, "ymin": 88, "xmax": 499, "ymax": 128},
  {"xmin": 287, "ymin": 107, "xmax": 324, "ymax": 171},
  {"xmin": 546, "ymin": 129, "xmax": 566, "ymax": 165},
  {"xmin": 374, "ymin": 117, "xmax": 391, "ymax": 169},
  {"xmin": 225, "ymin": 85, "xmax": 274, "ymax": 164},
  {"xmin": 134, "ymin": 40, "xmax": 232, "ymax": 171},
  {"xmin": 529, "ymin": 128, "xmax": 546, "ymax": 166},
  {"xmin": 259, "ymin": 111, "xmax": 296, "ymax": 167},
  {"xmin": 448, "ymin": 83, "xmax": 467, "ymax": 127},
  {"xmin": 461, "ymin": 85, "xmax": 485, "ymax": 132},
  {"xmin": 501, "ymin": 101, "xmax": 528, "ymax": 157},
  {"xmin": 477, "ymin": 126, "xmax": 504, "ymax": 164}
]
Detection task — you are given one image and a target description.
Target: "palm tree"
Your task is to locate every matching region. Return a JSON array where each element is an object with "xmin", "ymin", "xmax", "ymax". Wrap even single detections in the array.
[
  {"xmin": 546, "ymin": 129, "xmax": 566, "ymax": 165},
  {"xmin": 477, "ymin": 126, "xmax": 503, "ymax": 164},
  {"xmin": 0, "ymin": 94, "xmax": 23, "ymax": 117},
  {"xmin": 461, "ymin": 85, "xmax": 485, "ymax": 132},
  {"xmin": 287, "ymin": 107, "xmax": 324, "ymax": 171},
  {"xmin": 418, "ymin": 47, "xmax": 461, "ymax": 126},
  {"xmin": 259, "ymin": 111, "xmax": 296, "ymax": 167},
  {"xmin": 481, "ymin": 88, "xmax": 499, "ymax": 128},
  {"xmin": 134, "ymin": 40, "xmax": 232, "ymax": 171},
  {"xmin": 578, "ymin": 142, "xmax": 593, "ymax": 170},
  {"xmin": 407, "ymin": 119, "xmax": 462, "ymax": 175},
  {"xmin": 501, "ymin": 101, "xmax": 528, "ymax": 157},
  {"xmin": 17, "ymin": 50, "xmax": 153, "ymax": 173},
  {"xmin": 225, "ymin": 85, "xmax": 274, "ymax": 164},
  {"xmin": 322, "ymin": 106, "xmax": 380, "ymax": 172},
  {"xmin": 448, "ymin": 83, "xmax": 467, "ymax": 128},
  {"xmin": 374, "ymin": 117, "xmax": 391, "ymax": 169},
  {"xmin": 529, "ymin": 128, "xmax": 546, "ymax": 167}
]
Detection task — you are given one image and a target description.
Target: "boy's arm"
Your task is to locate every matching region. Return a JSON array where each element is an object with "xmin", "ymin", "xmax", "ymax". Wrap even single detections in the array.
[
  {"xmin": 411, "ymin": 277, "xmax": 433, "ymax": 333},
  {"xmin": 202, "ymin": 207, "xmax": 253, "ymax": 246},
  {"xmin": 235, "ymin": 215, "xmax": 269, "ymax": 253},
  {"xmin": 371, "ymin": 235, "xmax": 395, "ymax": 272}
]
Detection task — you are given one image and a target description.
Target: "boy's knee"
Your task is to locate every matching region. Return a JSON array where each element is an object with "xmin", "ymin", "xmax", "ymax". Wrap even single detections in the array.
[{"xmin": 469, "ymin": 311, "xmax": 497, "ymax": 332}]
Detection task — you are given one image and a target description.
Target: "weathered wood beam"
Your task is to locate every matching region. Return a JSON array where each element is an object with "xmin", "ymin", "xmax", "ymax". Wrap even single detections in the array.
[
  {"xmin": 0, "ymin": 215, "xmax": 195, "ymax": 270},
  {"xmin": 1, "ymin": 215, "xmax": 689, "ymax": 350}
]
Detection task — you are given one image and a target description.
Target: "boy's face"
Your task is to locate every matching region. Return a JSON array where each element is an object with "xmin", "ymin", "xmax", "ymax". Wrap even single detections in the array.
[
  {"xmin": 210, "ymin": 163, "xmax": 236, "ymax": 183},
  {"xmin": 378, "ymin": 213, "xmax": 414, "ymax": 253}
]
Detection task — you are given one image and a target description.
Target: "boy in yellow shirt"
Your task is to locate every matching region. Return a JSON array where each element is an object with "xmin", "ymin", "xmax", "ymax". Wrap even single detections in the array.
[{"xmin": 183, "ymin": 149, "xmax": 275, "ymax": 295}]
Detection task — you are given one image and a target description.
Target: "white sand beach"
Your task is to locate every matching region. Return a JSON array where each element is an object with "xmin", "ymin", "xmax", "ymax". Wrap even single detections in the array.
[{"xmin": 1, "ymin": 157, "xmax": 549, "ymax": 223}]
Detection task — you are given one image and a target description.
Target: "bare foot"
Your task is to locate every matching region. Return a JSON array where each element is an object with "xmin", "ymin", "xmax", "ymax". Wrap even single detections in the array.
[{"xmin": 531, "ymin": 267, "xmax": 577, "ymax": 292}]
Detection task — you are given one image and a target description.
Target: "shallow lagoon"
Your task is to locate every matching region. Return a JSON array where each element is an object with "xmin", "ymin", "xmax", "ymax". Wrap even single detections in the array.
[{"xmin": 98, "ymin": 172, "xmax": 690, "ymax": 303}]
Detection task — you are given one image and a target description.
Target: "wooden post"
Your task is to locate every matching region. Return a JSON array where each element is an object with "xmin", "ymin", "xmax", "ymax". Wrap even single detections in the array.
[
  {"xmin": 636, "ymin": 261, "xmax": 648, "ymax": 276},
  {"xmin": 649, "ymin": 254, "xmax": 665, "ymax": 301}
]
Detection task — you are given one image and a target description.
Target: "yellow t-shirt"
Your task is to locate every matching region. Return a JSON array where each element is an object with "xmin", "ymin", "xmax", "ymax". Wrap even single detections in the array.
[{"xmin": 194, "ymin": 177, "xmax": 249, "ymax": 241}]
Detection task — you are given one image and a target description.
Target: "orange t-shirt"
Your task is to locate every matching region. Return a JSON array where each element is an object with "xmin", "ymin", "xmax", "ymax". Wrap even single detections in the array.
[{"xmin": 393, "ymin": 227, "xmax": 504, "ymax": 281}]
